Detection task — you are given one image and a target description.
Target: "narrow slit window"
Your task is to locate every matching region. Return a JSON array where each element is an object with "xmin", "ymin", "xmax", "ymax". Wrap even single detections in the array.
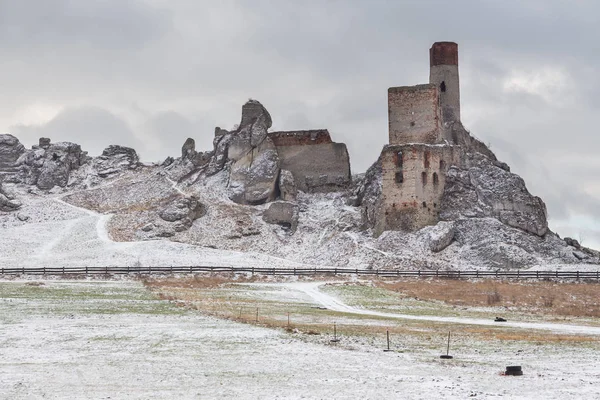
[
  {"xmin": 421, "ymin": 171, "xmax": 427, "ymax": 185},
  {"xmin": 424, "ymin": 151, "xmax": 430, "ymax": 168},
  {"xmin": 433, "ymin": 172, "xmax": 439, "ymax": 185},
  {"xmin": 395, "ymin": 172, "xmax": 403, "ymax": 183},
  {"xmin": 440, "ymin": 81, "xmax": 446, "ymax": 92}
]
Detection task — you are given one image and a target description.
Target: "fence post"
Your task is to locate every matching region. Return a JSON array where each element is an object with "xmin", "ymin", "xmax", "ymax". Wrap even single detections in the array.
[{"xmin": 577, "ymin": 271, "xmax": 580, "ymax": 280}]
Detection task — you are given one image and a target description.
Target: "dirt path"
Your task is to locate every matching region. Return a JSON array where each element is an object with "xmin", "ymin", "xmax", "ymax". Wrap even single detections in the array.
[{"xmin": 278, "ymin": 282, "xmax": 600, "ymax": 336}]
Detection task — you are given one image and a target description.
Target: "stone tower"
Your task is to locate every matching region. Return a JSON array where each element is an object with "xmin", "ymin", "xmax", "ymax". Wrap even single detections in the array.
[
  {"xmin": 374, "ymin": 42, "xmax": 463, "ymax": 235},
  {"xmin": 429, "ymin": 42, "xmax": 460, "ymax": 126}
]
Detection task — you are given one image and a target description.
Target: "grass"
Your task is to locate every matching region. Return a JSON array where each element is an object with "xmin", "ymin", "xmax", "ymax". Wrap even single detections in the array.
[{"xmin": 141, "ymin": 274, "xmax": 600, "ymax": 348}]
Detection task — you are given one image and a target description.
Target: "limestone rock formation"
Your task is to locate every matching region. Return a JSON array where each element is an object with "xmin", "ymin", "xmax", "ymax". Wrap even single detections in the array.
[
  {"xmin": 440, "ymin": 152, "xmax": 548, "ymax": 237},
  {"xmin": 165, "ymin": 138, "xmax": 213, "ymax": 182},
  {"xmin": 262, "ymin": 201, "xmax": 298, "ymax": 232},
  {"xmin": 227, "ymin": 100, "xmax": 280, "ymax": 205},
  {"xmin": 278, "ymin": 169, "xmax": 297, "ymax": 201},
  {"xmin": 94, "ymin": 145, "xmax": 140, "ymax": 178},
  {"xmin": 159, "ymin": 196, "xmax": 206, "ymax": 231},
  {"xmin": 19, "ymin": 141, "xmax": 89, "ymax": 190}
]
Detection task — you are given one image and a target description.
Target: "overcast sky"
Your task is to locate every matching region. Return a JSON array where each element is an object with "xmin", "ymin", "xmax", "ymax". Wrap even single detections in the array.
[{"xmin": 1, "ymin": 0, "xmax": 599, "ymax": 249}]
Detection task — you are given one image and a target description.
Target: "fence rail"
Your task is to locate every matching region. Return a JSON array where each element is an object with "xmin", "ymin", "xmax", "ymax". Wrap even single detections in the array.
[{"xmin": 0, "ymin": 265, "xmax": 599, "ymax": 280}]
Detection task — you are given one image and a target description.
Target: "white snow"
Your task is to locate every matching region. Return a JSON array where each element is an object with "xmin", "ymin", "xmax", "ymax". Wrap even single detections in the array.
[{"xmin": 2, "ymin": 279, "xmax": 600, "ymax": 399}]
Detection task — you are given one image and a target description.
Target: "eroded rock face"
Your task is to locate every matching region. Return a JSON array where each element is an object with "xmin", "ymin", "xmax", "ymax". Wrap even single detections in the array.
[
  {"xmin": 159, "ymin": 196, "xmax": 206, "ymax": 230},
  {"xmin": 0, "ymin": 134, "xmax": 26, "ymax": 170},
  {"xmin": 227, "ymin": 100, "xmax": 280, "ymax": 205},
  {"xmin": 94, "ymin": 145, "xmax": 139, "ymax": 178},
  {"xmin": 229, "ymin": 137, "xmax": 280, "ymax": 204},
  {"xmin": 355, "ymin": 156, "xmax": 382, "ymax": 230},
  {"xmin": 440, "ymin": 153, "xmax": 548, "ymax": 236},
  {"xmin": 262, "ymin": 201, "xmax": 298, "ymax": 232}
]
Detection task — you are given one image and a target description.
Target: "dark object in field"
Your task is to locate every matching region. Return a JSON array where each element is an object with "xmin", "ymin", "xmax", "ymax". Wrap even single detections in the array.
[
  {"xmin": 311, "ymin": 306, "xmax": 327, "ymax": 310},
  {"xmin": 494, "ymin": 317, "xmax": 507, "ymax": 322},
  {"xmin": 505, "ymin": 366, "xmax": 523, "ymax": 376},
  {"xmin": 440, "ymin": 331, "xmax": 453, "ymax": 359}
]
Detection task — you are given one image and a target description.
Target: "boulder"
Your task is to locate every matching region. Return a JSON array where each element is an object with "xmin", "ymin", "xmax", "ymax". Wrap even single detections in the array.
[
  {"xmin": 355, "ymin": 156, "xmax": 382, "ymax": 230},
  {"xmin": 94, "ymin": 145, "xmax": 139, "ymax": 178},
  {"xmin": 279, "ymin": 169, "xmax": 297, "ymax": 201},
  {"xmin": 440, "ymin": 153, "xmax": 548, "ymax": 237},
  {"xmin": 424, "ymin": 221, "xmax": 455, "ymax": 252},
  {"xmin": 158, "ymin": 196, "xmax": 206, "ymax": 230},
  {"xmin": 262, "ymin": 201, "xmax": 298, "ymax": 232},
  {"xmin": 0, "ymin": 182, "xmax": 21, "ymax": 211}
]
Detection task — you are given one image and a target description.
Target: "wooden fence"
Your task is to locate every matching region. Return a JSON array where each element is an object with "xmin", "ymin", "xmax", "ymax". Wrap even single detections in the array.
[{"xmin": 1, "ymin": 265, "xmax": 599, "ymax": 280}]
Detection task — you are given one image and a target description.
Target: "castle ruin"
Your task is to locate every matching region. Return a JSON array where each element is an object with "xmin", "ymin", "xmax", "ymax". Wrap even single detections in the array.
[{"xmin": 375, "ymin": 42, "xmax": 464, "ymax": 234}]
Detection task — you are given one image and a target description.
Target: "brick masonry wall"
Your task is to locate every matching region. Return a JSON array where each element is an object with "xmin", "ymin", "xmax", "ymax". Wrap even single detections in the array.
[
  {"xmin": 388, "ymin": 84, "xmax": 442, "ymax": 145},
  {"xmin": 268, "ymin": 130, "xmax": 332, "ymax": 147},
  {"xmin": 376, "ymin": 143, "xmax": 462, "ymax": 234}
]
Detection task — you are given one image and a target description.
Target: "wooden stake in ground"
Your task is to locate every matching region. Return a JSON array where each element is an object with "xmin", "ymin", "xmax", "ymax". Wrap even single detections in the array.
[
  {"xmin": 287, "ymin": 312, "xmax": 290, "ymax": 329},
  {"xmin": 330, "ymin": 322, "xmax": 340, "ymax": 343},
  {"xmin": 383, "ymin": 330, "xmax": 392, "ymax": 352},
  {"xmin": 440, "ymin": 331, "xmax": 453, "ymax": 359},
  {"xmin": 255, "ymin": 307, "xmax": 259, "ymax": 323}
]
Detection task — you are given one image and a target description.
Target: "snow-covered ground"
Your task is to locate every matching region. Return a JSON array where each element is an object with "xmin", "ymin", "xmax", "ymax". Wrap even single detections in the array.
[
  {"xmin": 2, "ymin": 279, "xmax": 600, "ymax": 399},
  {"xmin": 0, "ymin": 193, "xmax": 309, "ymax": 270}
]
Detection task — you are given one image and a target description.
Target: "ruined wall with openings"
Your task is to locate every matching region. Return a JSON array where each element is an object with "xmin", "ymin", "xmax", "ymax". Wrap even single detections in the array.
[{"xmin": 376, "ymin": 144, "xmax": 462, "ymax": 235}]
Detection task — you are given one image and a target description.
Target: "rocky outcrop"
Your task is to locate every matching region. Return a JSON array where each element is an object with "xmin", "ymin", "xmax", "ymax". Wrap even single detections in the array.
[
  {"xmin": 181, "ymin": 138, "xmax": 212, "ymax": 167},
  {"xmin": 159, "ymin": 196, "xmax": 206, "ymax": 231},
  {"xmin": 165, "ymin": 138, "xmax": 213, "ymax": 182},
  {"xmin": 227, "ymin": 100, "xmax": 280, "ymax": 205},
  {"xmin": 19, "ymin": 141, "xmax": 89, "ymax": 190},
  {"xmin": 94, "ymin": 145, "xmax": 139, "ymax": 178},
  {"xmin": 440, "ymin": 152, "xmax": 548, "ymax": 236},
  {"xmin": 355, "ymin": 156, "xmax": 382, "ymax": 230},
  {"xmin": 0, "ymin": 134, "xmax": 26, "ymax": 171},
  {"xmin": 279, "ymin": 169, "xmax": 297, "ymax": 201},
  {"xmin": 262, "ymin": 201, "xmax": 298, "ymax": 232}
]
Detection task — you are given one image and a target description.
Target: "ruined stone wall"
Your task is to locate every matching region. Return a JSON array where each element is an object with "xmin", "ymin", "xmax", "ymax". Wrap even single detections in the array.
[
  {"xmin": 375, "ymin": 143, "xmax": 462, "ymax": 234},
  {"xmin": 276, "ymin": 142, "xmax": 351, "ymax": 192},
  {"xmin": 268, "ymin": 130, "xmax": 332, "ymax": 147},
  {"xmin": 388, "ymin": 84, "xmax": 442, "ymax": 145}
]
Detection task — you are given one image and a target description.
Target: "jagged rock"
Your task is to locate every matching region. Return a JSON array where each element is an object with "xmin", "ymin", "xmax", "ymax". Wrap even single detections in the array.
[
  {"xmin": 181, "ymin": 138, "xmax": 212, "ymax": 167},
  {"xmin": 158, "ymin": 196, "xmax": 206, "ymax": 230},
  {"xmin": 279, "ymin": 169, "xmax": 297, "ymax": 201},
  {"xmin": 573, "ymin": 251, "xmax": 587, "ymax": 260},
  {"xmin": 239, "ymin": 100, "xmax": 272, "ymax": 147},
  {"xmin": 21, "ymin": 141, "xmax": 89, "ymax": 190},
  {"xmin": 423, "ymin": 221, "xmax": 455, "ymax": 252},
  {"xmin": 206, "ymin": 129, "xmax": 233, "ymax": 176},
  {"xmin": 229, "ymin": 137, "xmax": 280, "ymax": 204},
  {"xmin": 262, "ymin": 201, "xmax": 298, "ymax": 232},
  {"xmin": 440, "ymin": 153, "xmax": 548, "ymax": 237},
  {"xmin": 162, "ymin": 156, "xmax": 174, "ymax": 167},
  {"xmin": 94, "ymin": 145, "xmax": 139, "ymax": 178},
  {"xmin": 226, "ymin": 100, "xmax": 280, "ymax": 205},
  {"xmin": 16, "ymin": 213, "xmax": 29, "ymax": 221}
]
